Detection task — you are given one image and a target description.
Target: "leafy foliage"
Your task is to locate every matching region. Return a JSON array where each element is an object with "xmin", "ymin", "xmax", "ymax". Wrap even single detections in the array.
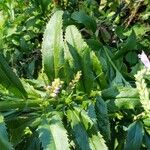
[{"xmin": 0, "ymin": 1, "xmax": 150, "ymax": 150}]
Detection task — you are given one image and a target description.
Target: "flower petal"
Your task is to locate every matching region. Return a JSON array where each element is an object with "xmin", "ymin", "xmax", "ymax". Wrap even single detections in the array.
[{"xmin": 138, "ymin": 51, "xmax": 150, "ymax": 68}]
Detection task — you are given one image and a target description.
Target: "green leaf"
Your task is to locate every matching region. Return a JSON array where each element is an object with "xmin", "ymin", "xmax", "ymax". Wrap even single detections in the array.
[
  {"xmin": 7, "ymin": 115, "xmax": 36, "ymax": 146},
  {"xmin": 16, "ymin": 133, "xmax": 41, "ymax": 150},
  {"xmin": 73, "ymin": 106, "xmax": 108, "ymax": 150},
  {"xmin": 124, "ymin": 121, "xmax": 144, "ymax": 150},
  {"xmin": 103, "ymin": 46, "xmax": 129, "ymax": 86},
  {"xmin": 114, "ymin": 97, "xmax": 140, "ymax": 110},
  {"xmin": 91, "ymin": 51, "xmax": 107, "ymax": 89},
  {"xmin": 0, "ymin": 54, "xmax": 27, "ymax": 98},
  {"xmin": 37, "ymin": 113, "xmax": 69, "ymax": 150},
  {"xmin": 41, "ymin": 11, "xmax": 64, "ymax": 81},
  {"xmin": 87, "ymin": 39, "xmax": 102, "ymax": 51},
  {"xmin": 131, "ymin": 24, "xmax": 150, "ymax": 37},
  {"xmin": 67, "ymin": 109, "xmax": 91, "ymax": 150},
  {"xmin": 38, "ymin": 0, "xmax": 51, "ymax": 13},
  {"xmin": 87, "ymin": 103, "xmax": 97, "ymax": 126},
  {"xmin": 63, "ymin": 59, "xmax": 74, "ymax": 84},
  {"xmin": 64, "ymin": 43, "xmax": 85, "ymax": 88},
  {"xmin": 115, "ymin": 26, "xmax": 126, "ymax": 39},
  {"xmin": 65, "ymin": 25, "xmax": 94, "ymax": 93},
  {"xmin": 82, "ymin": 49, "xmax": 94, "ymax": 93},
  {"xmin": 95, "ymin": 97, "xmax": 110, "ymax": 141},
  {"xmin": 66, "ymin": 43, "xmax": 82, "ymax": 71},
  {"xmin": 143, "ymin": 131, "xmax": 150, "ymax": 149},
  {"xmin": 71, "ymin": 11, "xmax": 96, "ymax": 32},
  {"xmin": 114, "ymin": 30, "xmax": 136, "ymax": 59},
  {"xmin": 65, "ymin": 25, "xmax": 88, "ymax": 56},
  {"xmin": 102, "ymin": 86, "xmax": 140, "ymax": 111},
  {"xmin": 124, "ymin": 30, "xmax": 136, "ymax": 50},
  {"xmin": 102, "ymin": 86, "xmax": 139, "ymax": 99},
  {"xmin": 112, "ymin": 71, "xmax": 125, "ymax": 86},
  {"xmin": 0, "ymin": 114, "xmax": 13, "ymax": 150},
  {"xmin": 125, "ymin": 51, "xmax": 138, "ymax": 65},
  {"xmin": 143, "ymin": 117, "xmax": 150, "ymax": 127}
]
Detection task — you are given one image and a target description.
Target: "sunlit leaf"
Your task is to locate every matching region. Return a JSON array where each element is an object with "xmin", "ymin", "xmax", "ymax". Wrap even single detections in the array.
[{"xmin": 42, "ymin": 11, "xmax": 64, "ymax": 81}]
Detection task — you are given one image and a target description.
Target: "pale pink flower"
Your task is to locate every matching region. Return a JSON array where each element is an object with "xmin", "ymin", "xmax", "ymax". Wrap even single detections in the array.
[{"xmin": 138, "ymin": 51, "xmax": 150, "ymax": 68}]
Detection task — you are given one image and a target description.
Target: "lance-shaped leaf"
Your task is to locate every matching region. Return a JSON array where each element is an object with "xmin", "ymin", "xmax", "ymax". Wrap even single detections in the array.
[
  {"xmin": 0, "ymin": 114, "xmax": 13, "ymax": 150},
  {"xmin": 124, "ymin": 121, "xmax": 144, "ymax": 150},
  {"xmin": 41, "ymin": 11, "xmax": 64, "ymax": 81},
  {"xmin": 37, "ymin": 113, "xmax": 69, "ymax": 150},
  {"xmin": 91, "ymin": 51, "xmax": 107, "ymax": 89},
  {"xmin": 67, "ymin": 109, "xmax": 91, "ymax": 150},
  {"xmin": 87, "ymin": 103, "xmax": 97, "ymax": 126},
  {"xmin": 73, "ymin": 106, "xmax": 108, "ymax": 150},
  {"xmin": 63, "ymin": 42, "xmax": 77, "ymax": 83},
  {"xmin": 65, "ymin": 25, "xmax": 94, "ymax": 93},
  {"xmin": 0, "ymin": 54, "xmax": 27, "ymax": 98},
  {"xmin": 95, "ymin": 97, "xmax": 110, "ymax": 141}
]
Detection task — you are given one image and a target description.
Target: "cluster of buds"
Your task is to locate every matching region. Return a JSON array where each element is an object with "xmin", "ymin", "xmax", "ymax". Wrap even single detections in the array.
[
  {"xmin": 68, "ymin": 71, "xmax": 82, "ymax": 90},
  {"xmin": 45, "ymin": 78, "xmax": 63, "ymax": 98}
]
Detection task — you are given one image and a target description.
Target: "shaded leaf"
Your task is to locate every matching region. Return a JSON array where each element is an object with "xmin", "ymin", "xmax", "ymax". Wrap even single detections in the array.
[
  {"xmin": 37, "ymin": 113, "xmax": 69, "ymax": 150},
  {"xmin": 115, "ymin": 26, "xmax": 126, "ymax": 39},
  {"xmin": 0, "ymin": 54, "xmax": 27, "ymax": 98},
  {"xmin": 95, "ymin": 97, "xmax": 110, "ymax": 141},
  {"xmin": 87, "ymin": 39, "xmax": 102, "ymax": 51},
  {"xmin": 0, "ymin": 114, "xmax": 13, "ymax": 150},
  {"xmin": 67, "ymin": 109, "xmax": 91, "ymax": 150},
  {"xmin": 100, "ymin": 27, "xmax": 111, "ymax": 43},
  {"xmin": 71, "ymin": 11, "xmax": 96, "ymax": 32},
  {"xmin": 125, "ymin": 51, "xmax": 138, "ymax": 65},
  {"xmin": 114, "ymin": 30, "xmax": 136, "ymax": 59},
  {"xmin": 7, "ymin": 115, "xmax": 36, "ymax": 146},
  {"xmin": 87, "ymin": 103, "xmax": 97, "ymax": 126},
  {"xmin": 124, "ymin": 121, "xmax": 144, "ymax": 150},
  {"xmin": 143, "ymin": 131, "xmax": 150, "ymax": 149},
  {"xmin": 73, "ymin": 106, "xmax": 108, "ymax": 150}
]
